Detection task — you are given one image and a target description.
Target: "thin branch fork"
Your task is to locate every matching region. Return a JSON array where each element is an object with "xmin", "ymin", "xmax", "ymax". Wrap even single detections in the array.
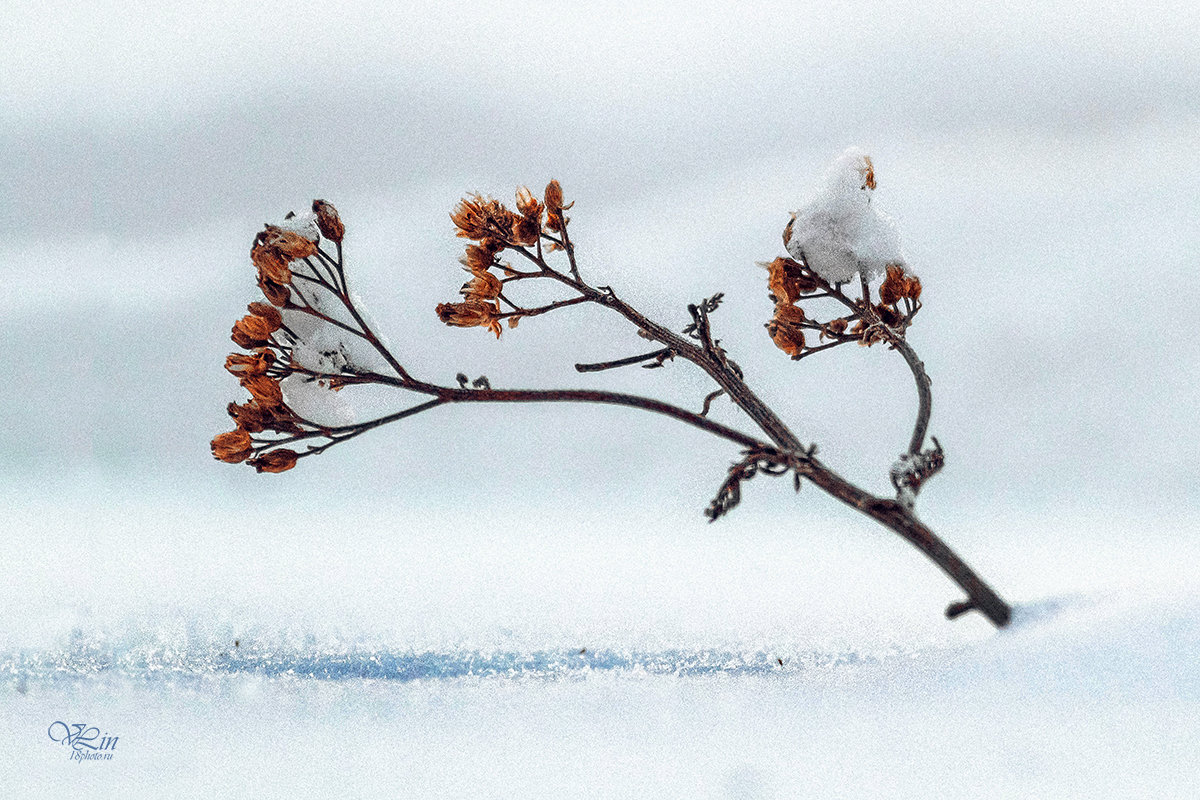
[{"xmin": 497, "ymin": 295, "xmax": 590, "ymax": 321}]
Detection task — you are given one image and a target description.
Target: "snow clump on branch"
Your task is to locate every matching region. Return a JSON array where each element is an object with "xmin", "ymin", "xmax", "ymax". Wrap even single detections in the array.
[{"xmin": 785, "ymin": 147, "xmax": 906, "ymax": 283}]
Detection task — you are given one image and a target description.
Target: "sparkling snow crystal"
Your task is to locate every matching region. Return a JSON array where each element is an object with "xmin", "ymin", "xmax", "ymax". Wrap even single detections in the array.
[{"xmin": 785, "ymin": 147, "xmax": 906, "ymax": 283}]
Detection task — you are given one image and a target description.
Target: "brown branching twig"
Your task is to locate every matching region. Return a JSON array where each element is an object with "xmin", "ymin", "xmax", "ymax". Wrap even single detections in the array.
[{"xmin": 213, "ymin": 185, "xmax": 1012, "ymax": 629}]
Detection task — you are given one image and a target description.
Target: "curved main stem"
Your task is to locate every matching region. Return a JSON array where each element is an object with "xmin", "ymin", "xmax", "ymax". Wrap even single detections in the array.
[
  {"xmin": 799, "ymin": 458, "xmax": 1011, "ymax": 626},
  {"xmin": 525, "ymin": 250, "xmax": 1009, "ymax": 627},
  {"xmin": 289, "ymin": 237, "xmax": 1011, "ymax": 628}
]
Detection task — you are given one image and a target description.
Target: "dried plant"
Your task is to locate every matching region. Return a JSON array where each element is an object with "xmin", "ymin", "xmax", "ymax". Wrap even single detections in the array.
[{"xmin": 211, "ymin": 155, "xmax": 1011, "ymax": 627}]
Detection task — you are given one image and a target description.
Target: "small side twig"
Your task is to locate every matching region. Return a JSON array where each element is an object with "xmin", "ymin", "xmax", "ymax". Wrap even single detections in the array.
[
  {"xmin": 575, "ymin": 348, "xmax": 673, "ymax": 373},
  {"xmin": 699, "ymin": 389, "xmax": 725, "ymax": 417},
  {"xmin": 705, "ymin": 446, "xmax": 811, "ymax": 522}
]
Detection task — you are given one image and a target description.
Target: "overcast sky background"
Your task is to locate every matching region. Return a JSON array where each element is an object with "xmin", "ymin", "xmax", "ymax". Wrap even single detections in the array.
[{"xmin": 2, "ymin": 0, "xmax": 1198, "ymax": 553}]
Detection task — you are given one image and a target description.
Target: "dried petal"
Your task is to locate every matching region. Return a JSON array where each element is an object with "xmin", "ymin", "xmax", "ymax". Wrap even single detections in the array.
[
  {"xmin": 311, "ymin": 199, "xmax": 345, "ymax": 243},
  {"xmin": 240, "ymin": 374, "xmax": 284, "ymax": 407},
  {"xmin": 461, "ymin": 269, "xmax": 502, "ymax": 301},
  {"xmin": 249, "ymin": 449, "xmax": 298, "ymax": 474},
  {"xmin": 451, "ymin": 194, "xmax": 518, "ymax": 244},
  {"xmin": 435, "ymin": 299, "xmax": 503, "ymax": 338},
  {"xmin": 860, "ymin": 155, "xmax": 876, "ymax": 190},
  {"xmin": 231, "ymin": 315, "xmax": 275, "ymax": 348},
  {"xmin": 225, "ymin": 349, "xmax": 276, "ymax": 377},
  {"xmin": 211, "ymin": 429, "xmax": 253, "ymax": 463},
  {"xmin": 247, "ymin": 301, "xmax": 283, "ymax": 330}
]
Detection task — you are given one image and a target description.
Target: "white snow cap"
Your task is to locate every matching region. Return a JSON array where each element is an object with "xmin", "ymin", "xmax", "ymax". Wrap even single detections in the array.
[
  {"xmin": 276, "ymin": 210, "xmax": 320, "ymax": 241},
  {"xmin": 785, "ymin": 147, "xmax": 906, "ymax": 283}
]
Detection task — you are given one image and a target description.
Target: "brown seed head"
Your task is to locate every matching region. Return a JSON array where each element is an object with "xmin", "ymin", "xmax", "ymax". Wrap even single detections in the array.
[
  {"xmin": 232, "ymin": 315, "xmax": 275, "ymax": 349},
  {"xmin": 451, "ymin": 194, "xmax": 518, "ymax": 245},
  {"xmin": 435, "ymin": 299, "xmax": 503, "ymax": 338},
  {"xmin": 311, "ymin": 200, "xmax": 345, "ymax": 243},
  {"xmin": 782, "ymin": 213, "xmax": 796, "ymax": 248},
  {"xmin": 773, "ymin": 303, "xmax": 806, "ymax": 325},
  {"xmin": 251, "ymin": 236, "xmax": 292, "ymax": 285},
  {"xmin": 228, "ymin": 400, "xmax": 267, "ymax": 433},
  {"xmin": 515, "ymin": 186, "xmax": 542, "ymax": 220},
  {"xmin": 511, "ymin": 216, "xmax": 539, "ymax": 246},
  {"xmin": 262, "ymin": 224, "xmax": 318, "ymax": 260},
  {"xmin": 225, "ymin": 349, "xmax": 276, "ymax": 378},
  {"xmin": 247, "ymin": 301, "xmax": 283, "ymax": 331},
  {"xmin": 240, "ymin": 374, "xmax": 284, "ymax": 407},
  {"xmin": 826, "ymin": 318, "xmax": 849, "ymax": 336},
  {"xmin": 876, "ymin": 303, "xmax": 903, "ymax": 327},
  {"xmin": 211, "ymin": 429, "xmax": 254, "ymax": 463},
  {"xmin": 461, "ymin": 243, "xmax": 499, "ymax": 272},
  {"xmin": 544, "ymin": 180, "xmax": 572, "ymax": 232},
  {"xmin": 765, "ymin": 256, "xmax": 819, "ymax": 305},
  {"xmin": 767, "ymin": 321, "xmax": 805, "ymax": 358},
  {"xmin": 461, "ymin": 269, "xmax": 502, "ymax": 302},
  {"xmin": 904, "ymin": 274, "xmax": 922, "ymax": 300},
  {"xmin": 249, "ymin": 449, "xmax": 298, "ymax": 474},
  {"xmin": 766, "ymin": 302, "xmax": 807, "ymax": 357},
  {"xmin": 257, "ymin": 275, "xmax": 291, "ymax": 307},
  {"xmin": 879, "ymin": 264, "xmax": 907, "ymax": 306},
  {"xmin": 228, "ymin": 399, "xmax": 301, "ymax": 434},
  {"xmin": 544, "ymin": 180, "xmax": 564, "ymax": 212}
]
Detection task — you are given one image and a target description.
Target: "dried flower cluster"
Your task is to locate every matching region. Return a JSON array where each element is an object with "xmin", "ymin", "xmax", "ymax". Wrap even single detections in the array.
[
  {"xmin": 211, "ymin": 200, "xmax": 380, "ymax": 474},
  {"xmin": 436, "ymin": 181, "xmax": 576, "ymax": 338},
  {"xmin": 761, "ymin": 255, "xmax": 923, "ymax": 360},
  {"xmin": 763, "ymin": 149, "xmax": 924, "ymax": 359},
  {"xmin": 212, "ymin": 182, "xmax": 589, "ymax": 477}
]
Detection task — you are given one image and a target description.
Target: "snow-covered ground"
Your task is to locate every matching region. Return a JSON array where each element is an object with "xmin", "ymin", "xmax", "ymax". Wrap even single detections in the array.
[{"xmin": 3, "ymin": 493, "xmax": 1198, "ymax": 798}]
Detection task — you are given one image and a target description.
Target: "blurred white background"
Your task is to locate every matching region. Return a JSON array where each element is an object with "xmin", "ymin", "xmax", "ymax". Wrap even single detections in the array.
[{"xmin": 2, "ymin": 4, "xmax": 1200, "ymax": 794}]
